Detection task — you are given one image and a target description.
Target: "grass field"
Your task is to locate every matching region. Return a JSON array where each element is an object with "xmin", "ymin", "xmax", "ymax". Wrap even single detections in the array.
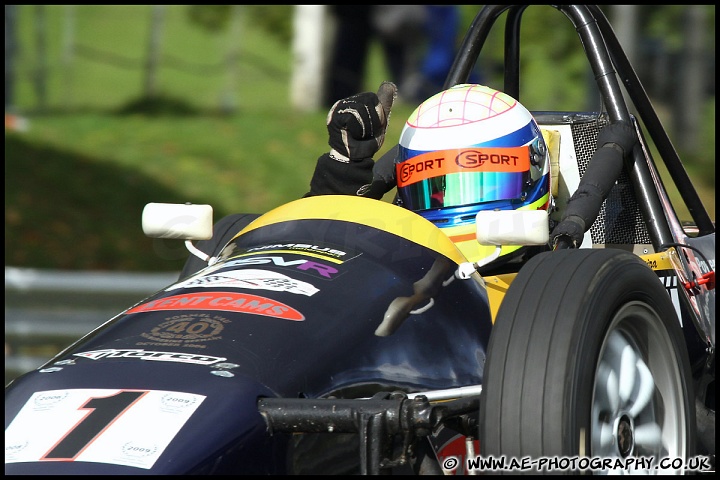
[{"xmin": 5, "ymin": 6, "xmax": 715, "ymax": 272}]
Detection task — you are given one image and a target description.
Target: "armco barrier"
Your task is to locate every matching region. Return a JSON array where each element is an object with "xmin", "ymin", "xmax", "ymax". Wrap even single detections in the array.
[{"xmin": 4, "ymin": 266, "xmax": 179, "ymax": 385}]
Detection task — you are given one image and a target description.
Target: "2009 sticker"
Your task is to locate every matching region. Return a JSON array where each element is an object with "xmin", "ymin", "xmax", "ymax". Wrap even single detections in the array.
[{"xmin": 5, "ymin": 389, "xmax": 206, "ymax": 469}]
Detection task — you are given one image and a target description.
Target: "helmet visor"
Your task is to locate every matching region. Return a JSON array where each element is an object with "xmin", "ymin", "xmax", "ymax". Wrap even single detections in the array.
[{"xmin": 396, "ymin": 147, "xmax": 532, "ymax": 211}]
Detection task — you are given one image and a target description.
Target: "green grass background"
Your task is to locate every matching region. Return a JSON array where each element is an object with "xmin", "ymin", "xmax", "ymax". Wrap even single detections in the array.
[{"xmin": 5, "ymin": 6, "xmax": 715, "ymax": 272}]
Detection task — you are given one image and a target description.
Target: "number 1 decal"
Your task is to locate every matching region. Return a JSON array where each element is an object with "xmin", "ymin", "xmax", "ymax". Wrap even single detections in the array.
[
  {"xmin": 5, "ymin": 389, "xmax": 206, "ymax": 469},
  {"xmin": 42, "ymin": 390, "xmax": 147, "ymax": 461}
]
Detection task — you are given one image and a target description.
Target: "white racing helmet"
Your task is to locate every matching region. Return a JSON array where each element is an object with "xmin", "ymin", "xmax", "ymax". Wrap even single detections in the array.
[{"xmin": 395, "ymin": 84, "xmax": 551, "ymax": 266}]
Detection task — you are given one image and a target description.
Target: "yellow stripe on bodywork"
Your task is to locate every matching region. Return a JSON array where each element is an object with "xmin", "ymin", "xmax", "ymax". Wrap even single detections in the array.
[
  {"xmin": 229, "ymin": 249, "xmax": 345, "ymax": 264},
  {"xmin": 234, "ymin": 195, "xmax": 468, "ymax": 265},
  {"xmin": 484, "ymin": 273, "xmax": 517, "ymax": 323}
]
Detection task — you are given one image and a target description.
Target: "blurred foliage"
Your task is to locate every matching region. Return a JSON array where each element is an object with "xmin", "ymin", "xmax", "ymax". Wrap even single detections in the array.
[
  {"xmin": 186, "ymin": 5, "xmax": 231, "ymax": 32},
  {"xmin": 4, "ymin": 133, "xmax": 211, "ymax": 271},
  {"xmin": 186, "ymin": 5, "xmax": 294, "ymax": 45},
  {"xmin": 244, "ymin": 6, "xmax": 294, "ymax": 45},
  {"xmin": 116, "ymin": 93, "xmax": 200, "ymax": 116},
  {"xmin": 645, "ymin": 5, "xmax": 715, "ymax": 50}
]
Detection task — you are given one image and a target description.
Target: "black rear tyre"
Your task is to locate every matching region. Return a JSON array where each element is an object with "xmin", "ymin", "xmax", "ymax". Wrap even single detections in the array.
[{"xmin": 479, "ymin": 248, "xmax": 696, "ymax": 474}]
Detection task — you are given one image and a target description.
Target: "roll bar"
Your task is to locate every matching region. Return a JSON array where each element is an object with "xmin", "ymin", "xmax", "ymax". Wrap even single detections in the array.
[{"xmin": 444, "ymin": 5, "xmax": 714, "ymax": 247}]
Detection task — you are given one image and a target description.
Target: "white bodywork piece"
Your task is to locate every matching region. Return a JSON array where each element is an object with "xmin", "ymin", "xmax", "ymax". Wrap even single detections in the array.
[{"xmin": 142, "ymin": 203, "xmax": 213, "ymax": 241}]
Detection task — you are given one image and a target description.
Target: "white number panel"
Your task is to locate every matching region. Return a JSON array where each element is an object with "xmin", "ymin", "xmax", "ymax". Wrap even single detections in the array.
[{"xmin": 5, "ymin": 389, "xmax": 205, "ymax": 470}]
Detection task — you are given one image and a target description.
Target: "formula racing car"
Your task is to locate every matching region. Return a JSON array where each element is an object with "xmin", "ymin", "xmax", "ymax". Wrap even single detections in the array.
[{"xmin": 5, "ymin": 4, "xmax": 715, "ymax": 475}]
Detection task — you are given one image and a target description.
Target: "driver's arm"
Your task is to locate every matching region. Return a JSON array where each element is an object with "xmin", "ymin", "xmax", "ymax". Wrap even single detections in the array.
[
  {"xmin": 549, "ymin": 120, "xmax": 638, "ymax": 248},
  {"xmin": 304, "ymin": 82, "xmax": 397, "ymax": 199}
]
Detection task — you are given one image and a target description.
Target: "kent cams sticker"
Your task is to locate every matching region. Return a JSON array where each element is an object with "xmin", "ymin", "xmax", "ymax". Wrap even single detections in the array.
[
  {"xmin": 137, "ymin": 313, "xmax": 229, "ymax": 349},
  {"xmin": 126, "ymin": 291, "xmax": 304, "ymax": 321}
]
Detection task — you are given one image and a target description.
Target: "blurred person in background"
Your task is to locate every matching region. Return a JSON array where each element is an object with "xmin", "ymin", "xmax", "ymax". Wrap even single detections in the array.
[
  {"xmin": 324, "ymin": 5, "xmax": 426, "ymax": 107},
  {"xmin": 324, "ymin": 6, "xmax": 482, "ymax": 107},
  {"xmin": 402, "ymin": 5, "xmax": 483, "ymax": 103}
]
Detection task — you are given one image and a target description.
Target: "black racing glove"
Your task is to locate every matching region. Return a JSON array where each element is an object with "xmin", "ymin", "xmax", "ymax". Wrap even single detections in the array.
[
  {"xmin": 327, "ymin": 81, "xmax": 396, "ymax": 162},
  {"xmin": 305, "ymin": 81, "xmax": 397, "ymax": 197}
]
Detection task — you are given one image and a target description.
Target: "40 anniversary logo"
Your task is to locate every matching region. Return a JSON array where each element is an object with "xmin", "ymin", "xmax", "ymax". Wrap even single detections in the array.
[{"xmin": 138, "ymin": 313, "xmax": 229, "ymax": 348}]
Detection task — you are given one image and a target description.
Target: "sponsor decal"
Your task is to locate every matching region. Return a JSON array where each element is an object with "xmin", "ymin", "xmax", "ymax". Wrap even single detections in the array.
[
  {"xmin": 168, "ymin": 255, "xmax": 340, "ymax": 282},
  {"xmin": 38, "ymin": 367, "xmax": 63, "ymax": 374},
  {"xmin": 33, "ymin": 390, "xmax": 70, "ymax": 409},
  {"xmin": 228, "ymin": 256, "xmax": 339, "ymax": 278},
  {"xmin": 126, "ymin": 291, "xmax": 304, "ymax": 321},
  {"xmin": 73, "ymin": 349, "xmax": 227, "ymax": 365},
  {"xmin": 52, "ymin": 359, "xmax": 76, "ymax": 366},
  {"xmin": 138, "ymin": 313, "xmax": 228, "ymax": 349},
  {"xmin": 397, "ymin": 147, "xmax": 530, "ymax": 187},
  {"xmin": 5, "ymin": 389, "xmax": 205, "ymax": 469},
  {"xmin": 244, "ymin": 243, "xmax": 348, "ymax": 261},
  {"xmin": 221, "ymin": 255, "xmax": 339, "ymax": 278},
  {"xmin": 658, "ymin": 273, "xmax": 683, "ymax": 327},
  {"xmin": 167, "ymin": 268, "xmax": 319, "ymax": 296},
  {"xmin": 5, "ymin": 439, "xmax": 30, "ymax": 459},
  {"xmin": 121, "ymin": 441, "xmax": 158, "ymax": 459},
  {"xmin": 160, "ymin": 392, "xmax": 200, "ymax": 412}
]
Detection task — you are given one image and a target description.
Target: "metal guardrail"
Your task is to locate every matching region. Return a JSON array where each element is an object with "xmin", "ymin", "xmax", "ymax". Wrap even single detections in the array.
[{"xmin": 4, "ymin": 266, "xmax": 179, "ymax": 385}]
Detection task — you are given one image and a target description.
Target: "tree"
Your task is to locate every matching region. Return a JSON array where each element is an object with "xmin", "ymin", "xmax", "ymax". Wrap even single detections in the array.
[
  {"xmin": 5, "ymin": 5, "xmax": 18, "ymax": 111},
  {"xmin": 33, "ymin": 5, "xmax": 48, "ymax": 110},
  {"xmin": 144, "ymin": 5, "xmax": 166, "ymax": 98}
]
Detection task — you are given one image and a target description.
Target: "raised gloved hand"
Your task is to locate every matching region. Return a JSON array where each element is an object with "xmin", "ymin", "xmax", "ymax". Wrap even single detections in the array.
[
  {"xmin": 327, "ymin": 81, "xmax": 397, "ymax": 162},
  {"xmin": 305, "ymin": 82, "xmax": 397, "ymax": 198},
  {"xmin": 597, "ymin": 120, "xmax": 637, "ymax": 156}
]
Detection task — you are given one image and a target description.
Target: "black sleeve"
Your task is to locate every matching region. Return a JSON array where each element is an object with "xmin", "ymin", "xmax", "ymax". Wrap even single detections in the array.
[
  {"xmin": 303, "ymin": 145, "xmax": 398, "ymax": 200},
  {"xmin": 303, "ymin": 153, "xmax": 375, "ymax": 197},
  {"xmin": 561, "ymin": 144, "xmax": 625, "ymax": 228}
]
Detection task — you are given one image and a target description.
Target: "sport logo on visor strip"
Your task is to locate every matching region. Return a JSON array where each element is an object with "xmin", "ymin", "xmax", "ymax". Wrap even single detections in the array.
[{"xmin": 396, "ymin": 147, "xmax": 530, "ymax": 187}]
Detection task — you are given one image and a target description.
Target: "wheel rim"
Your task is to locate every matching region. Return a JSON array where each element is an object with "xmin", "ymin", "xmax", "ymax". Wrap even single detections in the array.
[{"xmin": 591, "ymin": 301, "xmax": 688, "ymax": 473}]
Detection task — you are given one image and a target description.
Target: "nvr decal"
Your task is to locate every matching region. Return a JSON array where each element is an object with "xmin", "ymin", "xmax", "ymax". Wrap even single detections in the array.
[
  {"xmin": 126, "ymin": 292, "xmax": 304, "ymax": 321},
  {"xmin": 224, "ymin": 255, "xmax": 340, "ymax": 278}
]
